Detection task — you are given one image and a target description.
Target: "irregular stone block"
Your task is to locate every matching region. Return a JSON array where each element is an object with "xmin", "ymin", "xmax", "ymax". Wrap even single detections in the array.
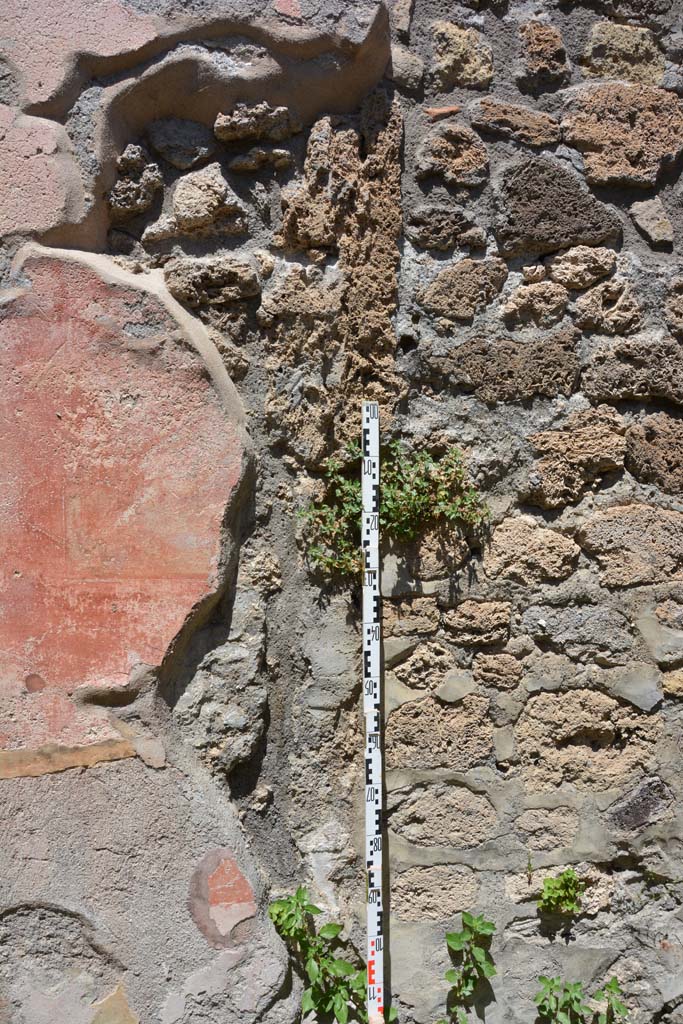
[
  {"xmin": 385, "ymin": 694, "xmax": 493, "ymax": 770},
  {"xmin": 666, "ymin": 276, "xmax": 683, "ymax": 337},
  {"xmin": 515, "ymin": 689, "xmax": 660, "ymax": 789},
  {"xmin": 588, "ymin": 663, "xmax": 663, "ymax": 712},
  {"xmin": 517, "ymin": 20, "xmax": 570, "ymax": 91},
  {"xmin": 514, "ymin": 807, "xmax": 579, "ymax": 851},
  {"xmin": 574, "ymin": 278, "xmax": 642, "ymax": 336},
  {"xmin": 473, "ymin": 653, "xmax": 523, "ymax": 690},
  {"xmin": 416, "ymin": 121, "xmax": 489, "ymax": 188},
  {"xmin": 404, "ymin": 201, "xmax": 485, "ymax": 251},
  {"xmin": 228, "ymin": 146, "xmax": 292, "ymax": 172},
  {"xmin": 443, "ymin": 601, "xmax": 511, "ymax": 647},
  {"xmin": 470, "ymin": 98, "xmax": 561, "ymax": 147},
  {"xmin": 393, "ymin": 865, "xmax": 479, "ymax": 921},
  {"xmin": 163, "ymin": 254, "xmax": 260, "ymax": 308},
  {"xmin": 583, "ymin": 334, "xmax": 683, "ymax": 406},
  {"xmin": 392, "ymin": 642, "xmax": 455, "ymax": 690},
  {"xmin": 546, "ymin": 245, "xmax": 617, "ymax": 291},
  {"xmin": 578, "ymin": 504, "xmax": 683, "ymax": 587},
  {"xmin": 502, "ymin": 281, "xmax": 569, "ymax": 328},
  {"xmin": 637, "ymin": 603, "xmax": 683, "ymax": 669},
  {"xmin": 608, "ymin": 776, "xmax": 673, "ymax": 831},
  {"xmin": 0, "ymin": 248, "xmax": 245, "ymax": 774},
  {"xmin": 429, "ymin": 21, "xmax": 493, "ymax": 90},
  {"xmin": 388, "ymin": 43, "xmax": 424, "ymax": 90},
  {"xmin": 626, "ymin": 412, "xmax": 683, "ymax": 493},
  {"xmin": 484, "ymin": 516, "xmax": 580, "ymax": 585},
  {"xmin": 172, "ymin": 162, "xmax": 247, "ymax": 233},
  {"xmin": 388, "ymin": 782, "xmax": 498, "ymax": 845},
  {"xmin": 563, "ymin": 84, "xmax": 683, "ymax": 187},
  {"xmin": 214, "ymin": 101, "xmax": 302, "ymax": 142},
  {"xmin": 583, "ymin": 22, "xmax": 665, "ymax": 85},
  {"xmin": 107, "ymin": 143, "xmax": 162, "ymax": 223},
  {"xmin": 419, "ymin": 258, "xmax": 506, "ymax": 321},
  {"xmin": 384, "ymin": 596, "xmax": 440, "ymax": 637},
  {"xmin": 148, "ymin": 118, "xmax": 216, "ymax": 170},
  {"xmin": 494, "ymin": 156, "xmax": 621, "ymax": 257},
  {"xmin": 522, "ymin": 605, "xmax": 633, "ymax": 663},
  {"xmin": 630, "ymin": 197, "xmax": 674, "ymax": 247},
  {"xmin": 434, "ymin": 327, "xmax": 580, "ymax": 405},
  {"xmin": 525, "ymin": 405, "xmax": 626, "ymax": 509}
]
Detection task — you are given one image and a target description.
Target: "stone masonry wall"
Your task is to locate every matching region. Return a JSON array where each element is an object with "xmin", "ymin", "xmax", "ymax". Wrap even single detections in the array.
[{"xmin": 2, "ymin": 1, "xmax": 683, "ymax": 1022}]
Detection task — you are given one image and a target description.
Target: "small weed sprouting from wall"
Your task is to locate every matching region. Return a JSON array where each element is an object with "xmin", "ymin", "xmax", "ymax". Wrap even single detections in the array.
[
  {"xmin": 534, "ymin": 976, "xmax": 629, "ymax": 1024},
  {"xmin": 269, "ymin": 888, "xmax": 398, "ymax": 1024},
  {"xmin": 537, "ymin": 868, "xmax": 586, "ymax": 917},
  {"xmin": 300, "ymin": 440, "xmax": 489, "ymax": 579},
  {"xmin": 436, "ymin": 913, "xmax": 497, "ymax": 1024}
]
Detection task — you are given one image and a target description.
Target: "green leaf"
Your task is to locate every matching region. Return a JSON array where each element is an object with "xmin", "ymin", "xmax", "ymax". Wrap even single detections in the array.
[
  {"xmin": 334, "ymin": 995, "xmax": 349, "ymax": 1024},
  {"xmin": 387, "ymin": 1008, "xmax": 399, "ymax": 1022},
  {"xmin": 320, "ymin": 923, "xmax": 343, "ymax": 940},
  {"xmin": 446, "ymin": 932, "xmax": 467, "ymax": 951},
  {"xmin": 330, "ymin": 959, "xmax": 356, "ymax": 978},
  {"xmin": 301, "ymin": 988, "xmax": 316, "ymax": 1015},
  {"xmin": 445, "ymin": 969, "xmax": 461, "ymax": 985}
]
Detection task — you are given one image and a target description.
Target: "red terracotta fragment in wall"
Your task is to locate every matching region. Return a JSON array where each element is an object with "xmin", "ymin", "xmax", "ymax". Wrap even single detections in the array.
[{"xmin": 0, "ymin": 252, "xmax": 244, "ymax": 776}]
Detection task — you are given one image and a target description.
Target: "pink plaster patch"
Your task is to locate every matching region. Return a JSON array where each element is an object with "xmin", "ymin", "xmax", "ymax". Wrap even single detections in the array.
[
  {"xmin": 189, "ymin": 849, "xmax": 257, "ymax": 947},
  {"xmin": 0, "ymin": 105, "xmax": 83, "ymax": 238},
  {"xmin": 273, "ymin": 0, "xmax": 303, "ymax": 17},
  {"xmin": 0, "ymin": 253, "xmax": 244, "ymax": 757}
]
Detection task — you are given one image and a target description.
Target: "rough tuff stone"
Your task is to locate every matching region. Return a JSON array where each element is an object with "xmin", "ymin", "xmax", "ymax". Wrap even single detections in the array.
[
  {"xmin": 443, "ymin": 601, "xmax": 511, "ymax": 646},
  {"xmin": 583, "ymin": 334, "xmax": 683, "ymax": 406},
  {"xmin": 494, "ymin": 156, "xmax": 621, "ymax": 257},
  {"xmin": 404, "ymin": 201, "xmax": 485, "ymax": 251},
  {"xmin": 434, "ymin": 327, "xmax": 580, "ymax": 404},
  {"xmin": 388, "ymin": 783, "xmax": 498, "ymax": 846},
  {"xmin": 626, "ymin": 412, "xmax": 683, "ymax": 493},
  {"xmin": 562, "ymin": 84, "xmax": 683, "ymax": 187},
  {"xmin": 172, "ymin": 162, "xmax": 248, "ymax": 233},
  {"xmin": 388, "ymin": 43, "xmax": 424, "ymax": 91},
  {"xmin": 393, "ymin": 866, "xmax": 479, "ymax": 921},
  {"xmin": 574, "ymin": 278, "xmax": 642, "ymax": 336},
  {"xmin": 416, "ymin": 122, "xmax": 489, "ymax": 188},
  {"xmin": 430, "ymin": 21, "xmax": 493, "ymax": 90},
  {"xmin": 484, "ymin": 516, "xmax": 580, "ymax": 585},
  {"xmin": 546, "ymin": 246, "xmax": 617, "ymax": 291},
  {"xmin": 473, "ymin": 653, "xmax": 523, "ymax": 690},
  {"xmin": 525, "ymin": 406, "xmax": 626, "ymax": 509},
  {"xmin": 163, "ymin": 254, "xmax": 260, "ymax": 308},
  {"xmin": 214, "ymin": 101, "xmax": 302, "ymax": 142},
  {"xmin": 384, "ymin": 597, "xmax": 440, "ymax": 637},
  {"xmin": 583, "ymin": 22, "xmax": 665, "ymax": 85},
  {"xmin": 502, "ymin": 281, "xmax": 569, "ymax": 328},
  {"xmin": 517, "ymin": 21, "xmax": 570, "ymax": 91},
  {"xmin": 228, "ymin": 146, "xmax": 293, "ymax": 172},
  {"xmin": 107, "ymin": 144, "xmax": 162, "ymax": 223},
  {"xmin": 392, "ymin": 642, "xmax": 455, "ymax": 690},
  {"xmin": 630, "ymin": 197, "xmax": 674, "ymax": 247},
  {"xmin": 470, "ymin": 98, "xmax": 561, "ymax": 147},
  {"xmin": 0, "ymin": 249, "xmax": 245, "ymax": 772},
  {"xmin": 419, "ymin": 258, "xmax": 507, "ymax": 321},
  {"xmin": 514, "ymin": 807, "xmax": 579, "ymax": 851},
  {"xmin": 522, "ymin": 604, "xmax": 634, "ymax": 662},
  {"xmin": 577, "ymin": 504, "xmax": 683, "ymax": 587},
  {"xmin": 666, "ymin": 277, "xmax": 683, "ymax": 337},
  {"xmin": 515, "ymin": 689, "xmax": 660, "ymax": 789},
  {"xmin": 148, "ymin": 118, "xmax": 216, "ymax": 170},
  {"xmin": 385, "ymin": 695, "xmax": 493, "ymax": 771}
]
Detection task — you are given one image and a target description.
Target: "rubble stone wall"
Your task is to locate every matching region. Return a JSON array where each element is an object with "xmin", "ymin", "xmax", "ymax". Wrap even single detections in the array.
[{"xmin": 2, "ymin": 0, "xmax": 683, "ymax": 1022}]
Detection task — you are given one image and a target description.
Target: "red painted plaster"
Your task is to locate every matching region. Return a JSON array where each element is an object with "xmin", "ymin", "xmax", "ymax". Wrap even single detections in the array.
[{"xmin": 0, "ymin": 254, "xmax": 243, "ymax": 755}]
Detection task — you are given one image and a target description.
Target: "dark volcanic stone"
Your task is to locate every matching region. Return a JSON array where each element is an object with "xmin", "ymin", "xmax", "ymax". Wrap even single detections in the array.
[
  {"xmin": 494, "ymin": 156, "xmax": 621, "ymax": 257},
  {"xmin": 609, "ymin": 776, "xmax": 673, "ymax": 831}
]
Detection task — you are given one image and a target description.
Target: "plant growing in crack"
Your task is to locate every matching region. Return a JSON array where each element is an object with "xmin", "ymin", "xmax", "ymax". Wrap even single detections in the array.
[
  {"xmin": 533, "ymin": 975, "xmax": 629, "ymax": 1024},
  {"xmin": 435, "ymin": 912, "xmax": 497, "ymax": 1024},
  {"xmin": 269, "ymin": 887, "xmax": 397, "ymax": 1023},
  {"xmin": 537, "ymin": 868, "xmax": 586, "ymax": 917},
  {"xmin": 300, "ymin": 440, "xmax": 488, "ymax": 579}
]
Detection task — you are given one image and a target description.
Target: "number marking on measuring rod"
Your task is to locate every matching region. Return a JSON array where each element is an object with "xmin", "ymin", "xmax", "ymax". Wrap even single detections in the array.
[{"xmin": 361, "ymin": 400, "xmax": 384, "ymax": 1024}]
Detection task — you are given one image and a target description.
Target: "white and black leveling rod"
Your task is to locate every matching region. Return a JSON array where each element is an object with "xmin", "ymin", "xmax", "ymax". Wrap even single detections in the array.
[{"xmin": 361, "ymin": 400, "xmax": 385, "ymax": 1024}]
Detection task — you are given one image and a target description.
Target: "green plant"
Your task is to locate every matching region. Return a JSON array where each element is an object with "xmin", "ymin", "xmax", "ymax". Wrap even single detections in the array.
[
  {"xmin": 269, "ymin": 887, "xmax": 397, "ymax": 1024},
  {"xmin": 301, "ymin": 440, "xmax": 488, "ymax": 578},
  {"xmin": 593, "ymin": 978, "xmax": 629, "ymax": 1024},
  {"xmin": 534, "ymin": 977, "xmax": 592, "ymax": 1024},
  {"xmin": 538, "ymin": 868, "xmax": 586, "ymax": 917},
  {"xmin": 437, "ymin": 912, "xmax": 496, "ymax": 1024}
]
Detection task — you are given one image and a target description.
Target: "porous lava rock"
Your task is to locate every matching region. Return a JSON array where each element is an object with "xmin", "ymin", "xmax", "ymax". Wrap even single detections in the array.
[
  {"xmin": 626, "ymin": 412, "xmax": 683, "ymax": 493},
  {"xmin": 494, "ymin": 156, "xmax": 621, "ymax": 257},
  {"xmin": 419, "ymin": 258, "xmax": 507, "ymax": 321}
]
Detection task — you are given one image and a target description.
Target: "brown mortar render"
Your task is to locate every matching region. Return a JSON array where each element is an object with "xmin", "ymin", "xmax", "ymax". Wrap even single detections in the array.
[{"xmin": 3, "ymin": 0, "xmax": 683, "ymax": 1022}]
